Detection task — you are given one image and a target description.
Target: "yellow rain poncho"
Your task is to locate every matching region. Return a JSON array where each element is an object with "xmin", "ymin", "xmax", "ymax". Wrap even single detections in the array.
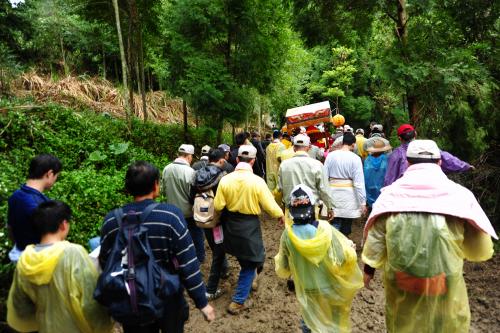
[
  {"xmin": 278, "ymin": 146, "xmax": 296, "ymax": 162},
  {"xmin": 275, "ymin": 220, "xmax": 363, "ymax": 333},
  {"xmin": 7, "ymin": 241, "xmax": 113, "ymax": 333},
  {"xmin": 362, "ymin": 213, "xmax": 494, "ymax": 333},
  {"xmin": 266, "ymin": 141, "xmax": 285, "ymax": 193}
]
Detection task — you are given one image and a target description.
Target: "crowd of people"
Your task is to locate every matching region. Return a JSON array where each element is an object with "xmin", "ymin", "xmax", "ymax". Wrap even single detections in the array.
[{"xmin": 5, "ymin": 124, "xmax": 497, "ymax": 333}]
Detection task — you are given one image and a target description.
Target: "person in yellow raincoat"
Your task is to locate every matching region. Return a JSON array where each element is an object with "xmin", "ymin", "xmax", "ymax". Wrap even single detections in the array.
[
  {"xmin": 362, "ymin": 140, "xmax": 496, "ymax": 333},
  {"xmin": 266, "ymin": 130, "xmax": 286, "ymax": 203},
  {"xmin": 275, "ymin": 184, "xmax": 363, "ymax": 333},
  {"xmin": 7, "ymin": 201, "xmax": 113, "ymax": 333}
]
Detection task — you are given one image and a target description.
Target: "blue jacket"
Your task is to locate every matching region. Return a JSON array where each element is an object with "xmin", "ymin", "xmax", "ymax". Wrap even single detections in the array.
[
  {"xmin": 8, "ymin": 184, "xmax": 50, "ymax": 250},
  {"xmin": 364, "ymin": 154, "xmax": 388, "ymax": 206}
]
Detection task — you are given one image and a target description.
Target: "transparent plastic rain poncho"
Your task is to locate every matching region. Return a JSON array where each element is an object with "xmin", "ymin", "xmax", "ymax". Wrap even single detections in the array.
[
  {"xmin": 266, "ymin": 141, "xmax": 285, "ymax": 192},
  {"xmin": 362, "ymin": 213, "xmax": 494, "ymax": 333},
  {"xmin": 7, "ymin": 241, "xmax": 113, "ymax": 333},
  {"xmin": 275, "ymin": 220, "xmax": 363, "ymax": 333}
]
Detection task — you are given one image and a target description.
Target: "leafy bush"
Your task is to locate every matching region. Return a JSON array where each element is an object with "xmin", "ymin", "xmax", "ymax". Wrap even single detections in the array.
[{"xmin": 0, "ymin": 100, "xmax": 220, "ymax": 269}]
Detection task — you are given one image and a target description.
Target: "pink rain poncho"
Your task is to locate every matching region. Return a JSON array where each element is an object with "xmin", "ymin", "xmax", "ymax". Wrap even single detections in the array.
[{"xmin": 362, "ymin": 163, "xmax": 495, "ymax": 333}]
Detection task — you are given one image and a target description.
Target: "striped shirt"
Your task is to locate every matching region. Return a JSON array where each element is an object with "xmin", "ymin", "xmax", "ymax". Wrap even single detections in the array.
[{"xmin": 98, "ymin": 199, "xmax": 207, "ymax": 309}]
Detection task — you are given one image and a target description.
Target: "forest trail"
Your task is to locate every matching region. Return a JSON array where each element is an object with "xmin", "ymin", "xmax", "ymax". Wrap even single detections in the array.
[{"xmin": 184, "ymin": 214, "xmax": 499, "ymax": 333}]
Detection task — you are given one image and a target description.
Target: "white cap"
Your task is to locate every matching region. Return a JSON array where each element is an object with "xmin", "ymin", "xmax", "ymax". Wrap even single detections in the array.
[
  {"xmin": 344, "ymin": 125, "xmax": 353, "ymax": 132},
  {"xmin": 407, "ymin": 140, "xmax": 441, "ymax": 159},
  {"xmin": 293, "ymin": 134, "xmax": 311, "ymax": 147},
  {"xmin": 201, "ymin": 145, "xmax": 211, "ymax": 154},
  {"xmin": 218, "ymin": 144, "xmax": 230, "ymax": 152},
  {"xmin": 355, "ymin": 128, "xmax": 364, "ymax": 135},
  {"xmin": 238, "ymin": 145, "xmax": 257, "ymax": 158},
  {"xmin": 178, "ymin": 144, "xmax": 195, "ymax": 155},
  {"xmin": 372, "ymin": 124, "xmax": 383, "ymax": 132}
]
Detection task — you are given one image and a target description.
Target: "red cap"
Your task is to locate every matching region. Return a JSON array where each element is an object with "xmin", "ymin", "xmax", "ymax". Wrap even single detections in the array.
[{"xmin": 397, "ymin": 124, "xmax": 415, "ymax": 136}]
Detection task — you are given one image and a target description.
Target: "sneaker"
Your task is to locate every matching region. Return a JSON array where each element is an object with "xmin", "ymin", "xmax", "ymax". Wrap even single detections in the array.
[
  {"xmin": 206, "ymin": 289, "xmax": 225, "ymax": 301},
  {"xmin": 227, "ymin": 301, "xmax": 246, "ymax": 315}
]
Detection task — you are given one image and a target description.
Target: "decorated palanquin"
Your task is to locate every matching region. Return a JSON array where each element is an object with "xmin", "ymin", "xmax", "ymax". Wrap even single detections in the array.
[{"xmin": 283, "ymin": 101, "xmax": 332, "ymax": 148}]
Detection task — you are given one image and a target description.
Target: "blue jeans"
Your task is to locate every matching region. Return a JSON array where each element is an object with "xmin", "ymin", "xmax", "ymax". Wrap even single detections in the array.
[
  {"xmin": 232, "ymin": 259, "xmax": 258, "ymax": 304},
  {"xmin": 186, "ymin": 218, "xmax": 206, "ymax": 263},
  {"xmin": 332, "ymin": 217, "xmax": 353, "ymax": 236}
]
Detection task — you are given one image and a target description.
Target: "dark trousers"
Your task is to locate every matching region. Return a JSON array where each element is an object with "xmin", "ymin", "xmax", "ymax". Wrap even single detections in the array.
[
  {"xmin": 122, "ymin": 293, "xmax": 189, "ymax": 333},
  {"xmin": 186, "ymin": 217, "xmax": 206, "ymax": 263},
  {"xmin": 204, "ymin": 228, "xmax": 228, "ymax": 294},
  {"xmin": 332, "ymin": 217, "xmax": 354, "ymax": 236}
]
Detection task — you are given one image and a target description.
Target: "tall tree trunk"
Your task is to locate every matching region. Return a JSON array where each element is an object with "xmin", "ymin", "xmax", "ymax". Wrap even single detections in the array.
[
  {"xmin": 148, "ymin": 68, "xmax": 153, "ymax": 92},
  {"xmin": 112, "ymin": 0, "xmax": 132, "ymax": 128},
  {"xmin": 183, "ymin": 99, "xmax": 188, "ymax": 141},
  {"xmin": 127, "ymin": 0, "xmax": 147, "ymax": 121},
  {"xmin": 127, "ymin": 30, "xmax": 135, "ymax": 117},
  {"xmin": 113, "ymin": 57, "xmax": 118, "ymax": 82},
  {"xmin": 396, "ymin": 0, "xmax": 419, "ymax": 123},
  {"xmin": 137, "ymin": 26, "xmax": 147, "ymax": 121},
  {"xmin": 406, "ymin": 94, "xmax": 418, "ymax": 124},
  {"xmin": 60, "ymin": 35, "xmax": 68, "ymax": 76},
  {"xmin": 217, "ymin": 114, "xmax": 223, "ymax": 144},
  {"xmin": 135, "ymin": 60, "xmax": 140, "ymax": 93},
  {"xmin": 231, "ymin": 122, "xmax": 235, "ymax": 145},
  {"xmin": 102, "ymin": 46, "xmax": 106, "ymax": 80},
  {"xmin": 396, "ymin": 0, "xmax": 408, "ymax": 48},
  {"xmin": 388, "ymin": 0, "xmax": 417, "ymax": 123},
  {"xmin": 256, "ymin": 95, "xmax": 261, "ymax": 136}
]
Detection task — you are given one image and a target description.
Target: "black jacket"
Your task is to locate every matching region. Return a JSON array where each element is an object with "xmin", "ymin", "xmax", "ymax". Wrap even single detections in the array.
[{"xmin": 193, "ymin": 164, "xmax": 226, "ymax": 193}]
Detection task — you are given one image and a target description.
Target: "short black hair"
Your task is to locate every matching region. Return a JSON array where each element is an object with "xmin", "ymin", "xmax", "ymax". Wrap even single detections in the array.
[
  {"xmin": 407, "ymin": 157, "xmax": 440, "ymax": 165},
  {"xmin": 235, "ymin": 132, "xmax": 247, "ymax": 146},
  {"xmin": 28, "ymin": 154, "xmax": 62, "ymax": 179},
  {"xmin": 399, "ymin": 130, "xmax": 416, "ymax": 142},
  {"xmin": 238, "ymin": 156, "xmax": 254, "ymax": 163},
  {"xmin": 125, "ymin": 161, "xmax": 159, "ymax": 196},
  {"xmin": 32, "ymin": 201, "xmax": 72, "ymax": 235},
  {"xmin": 342, "ymin": 132, "xmax": 356, "ymax": 146},
  {"xmin": 272, "ymin": 131, "xmax": 281, "ymax": 139},
  {"xmin": 209, "ymin": 148, "xmax": 226, "ymax": 163}
]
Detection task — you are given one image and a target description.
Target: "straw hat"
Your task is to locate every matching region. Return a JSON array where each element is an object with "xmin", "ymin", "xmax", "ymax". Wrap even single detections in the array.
[{"xmin": 366, "ymin": 138, "xmax": 392, "ymax": 153}]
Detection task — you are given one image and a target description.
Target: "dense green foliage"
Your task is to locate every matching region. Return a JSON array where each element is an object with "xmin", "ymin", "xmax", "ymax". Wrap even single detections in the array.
[
  {"xmin": 1, "ymin": 0, "xmax": 498, "ymax": 161},
  {"xmin": 0, "ymin": 1, "xmax": 498, "ymax": 229},
  {"xmin": 0, "ymin": 99, "xmax": 218, "ymax": 260}
]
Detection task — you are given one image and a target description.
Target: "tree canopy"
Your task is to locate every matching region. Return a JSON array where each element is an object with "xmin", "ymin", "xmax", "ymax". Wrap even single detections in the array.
[{"xmin": 0, "ymin": 0, "xmax": 498, "ymax": 160}]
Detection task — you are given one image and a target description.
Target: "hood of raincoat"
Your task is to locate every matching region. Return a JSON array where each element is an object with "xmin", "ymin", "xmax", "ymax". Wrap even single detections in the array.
[
  {"xmin": 193, "ymin": 164, "xmax": 226, "ymax": 191},
  {"xmin": 367, "ymin": 154, "xmax": 385, "ymax": 170},
  {"xmin": 17, "ymin": 241, "xmax": 69, "ymax": 285},
  {"xmin": 287, "ymin": 220, "xmax": 332, "ymax": 266},
  {"xmin": 365, "ymin": 163, "xmax": 498, "ymax": 240}
]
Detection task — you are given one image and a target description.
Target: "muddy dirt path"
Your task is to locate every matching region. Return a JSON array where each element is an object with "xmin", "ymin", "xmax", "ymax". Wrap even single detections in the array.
[{"xmin": 185, "ymin": 216, "xmax": 500, "ymax": 333}]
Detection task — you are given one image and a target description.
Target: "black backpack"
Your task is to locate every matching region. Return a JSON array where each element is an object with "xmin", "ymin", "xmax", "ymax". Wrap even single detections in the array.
[{"xmin": 94, "ymin": 203, "xmax": 180, "ymax": 326}]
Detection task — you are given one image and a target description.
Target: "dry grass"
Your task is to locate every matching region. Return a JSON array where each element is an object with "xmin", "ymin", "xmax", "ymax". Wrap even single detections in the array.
[{"xmin": 14, "ymin": 71, "xmax": 193, "ymax": 124}]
